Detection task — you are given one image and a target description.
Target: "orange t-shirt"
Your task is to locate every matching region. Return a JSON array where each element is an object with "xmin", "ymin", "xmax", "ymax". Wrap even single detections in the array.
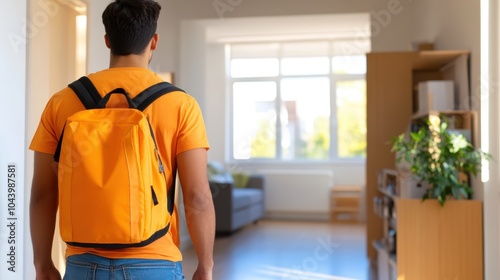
[{"xmin": 29, "ymin": 67, "xmax": 210, "ymax": 261}]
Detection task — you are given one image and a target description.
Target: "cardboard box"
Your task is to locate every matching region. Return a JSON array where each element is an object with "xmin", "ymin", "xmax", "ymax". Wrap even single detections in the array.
[{"xmin": 418, "ymin": 80, "xmax": 455, "ymax": 113}]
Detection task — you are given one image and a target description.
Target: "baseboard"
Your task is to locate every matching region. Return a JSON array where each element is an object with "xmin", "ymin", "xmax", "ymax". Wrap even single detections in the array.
[{"xmin": 264, "ymin": 211, "xmax": 329, "ymax": 221}]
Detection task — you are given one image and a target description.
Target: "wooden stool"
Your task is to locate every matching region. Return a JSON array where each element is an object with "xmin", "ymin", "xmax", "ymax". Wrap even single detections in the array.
[{"xmin": 330, "ymin": 185, "xmax": 362, "ymax": 223}]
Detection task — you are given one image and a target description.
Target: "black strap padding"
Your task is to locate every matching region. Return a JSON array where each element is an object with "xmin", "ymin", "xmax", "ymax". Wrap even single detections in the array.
[
  {"xmin": 68, "ymin": 76, "xmax": 102, "ymax": 109},
  {"xmin": 79, "ymin": 76, "xmax": 102, "ymax": 103},
  {"xmin": 96, "ymin": 88, "xmax": 135, "ymax": 109},
  {"xmin": 65, "ymin": 224, "xmax": 171, "ymax": 249},
  {"xmin": 53, "ymin": 126, "xmax": 65, "ymax": 162},
  {"xmin": 68, "ymin": 77, "xmax": 184, "ymax": 111},
  {"xmin": 134, "ymin": 82, "xmax": 184, "ymax": 111},
  {"xmin": 167, "ymin": 169, "xmax": 177, "ymax": 214}
]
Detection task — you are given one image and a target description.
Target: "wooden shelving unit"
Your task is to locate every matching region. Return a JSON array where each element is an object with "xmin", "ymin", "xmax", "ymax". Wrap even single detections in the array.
[
  {"xmin": 366, "ymin": 50, "xmax": 471, "ymax": 263},
  {"xmin": 365, "ymin": 50, "xmax": 482, "ymax": 279}
]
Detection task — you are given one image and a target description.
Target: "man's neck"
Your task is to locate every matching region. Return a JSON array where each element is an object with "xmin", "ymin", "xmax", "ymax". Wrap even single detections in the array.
[{"xmin": 109, "ymin": 54, "xmax": 149, "ymax": 69}]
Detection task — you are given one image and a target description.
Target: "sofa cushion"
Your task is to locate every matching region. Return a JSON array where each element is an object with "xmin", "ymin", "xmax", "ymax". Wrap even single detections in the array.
[
  {"xmin": 231, "ymin": 172, "xmax": 250, "ymax": 188},
  {"xmin": 207, "ymin": 161, "xmax": 234, "ymax": 184},
  {"xmin": 232, "ymin": 188, "xmax": 263, "ymax": 211},
  {"xmin": 232, "ymin": 204, "xmax": 264, "ymax": 230}
]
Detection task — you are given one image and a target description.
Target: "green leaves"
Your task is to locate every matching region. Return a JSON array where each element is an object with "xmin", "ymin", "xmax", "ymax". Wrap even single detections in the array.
[{"xmin": 391, "ymin": 115, "xmax": 492, "ymax": 206}]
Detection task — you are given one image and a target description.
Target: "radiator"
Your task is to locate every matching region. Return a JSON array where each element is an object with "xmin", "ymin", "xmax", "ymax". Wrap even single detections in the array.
[{"xmin": 257, "ymin": 169, "xmax": 334, "ymax": 218}]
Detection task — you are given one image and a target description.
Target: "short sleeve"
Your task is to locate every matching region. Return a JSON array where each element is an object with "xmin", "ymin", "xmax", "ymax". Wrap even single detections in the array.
[
  {"xmin": 29, "ymin": 88, "xmax": 84, "ymax": 154},
  {"xmin": 175, "ymin": 96, "xmax": 210, "ymax": 155},
  {"xmin": 29, "ymin": 98, "xmax": 59, "ymax": 154}
]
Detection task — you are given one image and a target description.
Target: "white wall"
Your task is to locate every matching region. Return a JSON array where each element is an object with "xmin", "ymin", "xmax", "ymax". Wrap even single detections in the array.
[
  {"xmin": 87, "ymin": 1, "xmax": 107, "ymax": 73},
  {"xmin": 0, "ymin": 1, "xmax": 27, "ymax": 280},
  {"xmin": 160, "ymin": 0, "xmax": 419, "ymax": 98},
  {"xmin": 484, "ymin": 1, "xmax": 500, "ymax": 278},
  {"xmin": 484, "ymin": 0, "xmax": 500, "ymax": 275},
  {"xmin": 259, "ymin": 169, "xmax": 334, "ymax": 219},
  {"xmin": 155, "ymin": 0, "xmax": 418, "ymax": 75}
]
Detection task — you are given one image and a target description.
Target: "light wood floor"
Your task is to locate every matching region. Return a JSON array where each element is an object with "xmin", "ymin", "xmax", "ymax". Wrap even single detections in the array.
[{"xmin": 181, "ymin": 219, "xmax": 375, "ymax": 280}]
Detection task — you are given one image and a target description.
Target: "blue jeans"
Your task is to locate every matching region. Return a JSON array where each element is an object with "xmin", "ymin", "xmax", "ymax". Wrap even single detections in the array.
[{"xmin": 63, "ymin": 254, "xmax": 185, "ymax": 280}]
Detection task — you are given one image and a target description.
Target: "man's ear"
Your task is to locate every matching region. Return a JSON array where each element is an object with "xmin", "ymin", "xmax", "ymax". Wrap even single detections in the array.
[
  {"xmin": 104, "ymin": 34, "xmax": 111, "ymax": 49},
  {"xmin": 150, "ymin": 34, "xmax": 159, "ymax": 51}
]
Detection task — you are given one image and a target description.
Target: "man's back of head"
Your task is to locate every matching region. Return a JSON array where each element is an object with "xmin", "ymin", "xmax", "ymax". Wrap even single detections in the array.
[{"xmin": 102, "ymin": 0, "xmax": 161, "ymax": 56}]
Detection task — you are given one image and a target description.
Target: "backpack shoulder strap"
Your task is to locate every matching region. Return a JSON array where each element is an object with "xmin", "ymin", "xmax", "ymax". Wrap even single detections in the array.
[
  {"xmin": 133, "ymin": 82, "xmax": 184, "ymax": 111},
  {"xmin": 167, "ymin": 169, "xmax": 177, "ymax": 215},
  {"xmin": 68, "ymin": 76, "xmax": 102, "ymax": 109},
  {"xmin": 55, "ymin": 77, "xmax": 101, "ymax": 162},
  {"xmin": 133, "ymin": 81, "xmax": 183, "ymax": 187},
  {"xmin": 133, "ymin": 82, "xmax": 184, "ymax": 216}
]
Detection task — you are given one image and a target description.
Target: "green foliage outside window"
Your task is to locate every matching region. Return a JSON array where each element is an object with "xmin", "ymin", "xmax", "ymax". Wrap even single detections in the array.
[
  {"xmin": 337, "ymin": 80, "xmax": 367, "ymax": 158},
  {"xmin": 299, "ymin": 116, "xmax": 330, "ymax": 159},
  {"xmin": 250, "ymin": 119, "xmax": 276, "ymax": 158}
]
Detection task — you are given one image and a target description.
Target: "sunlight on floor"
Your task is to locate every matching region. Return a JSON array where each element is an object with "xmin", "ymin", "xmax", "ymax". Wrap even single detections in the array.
[
  {"xmin": 254, "ymin": 265, "xmax": 361, "ymax": 280},
  {"xmin": 181, "ymin": 220, "xmax": 372, "ymax": 280}
]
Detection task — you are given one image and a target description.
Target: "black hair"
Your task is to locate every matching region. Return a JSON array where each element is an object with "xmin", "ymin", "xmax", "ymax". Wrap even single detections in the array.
[{"xmin": 102, "ymin": 0, "xmax": 161, "ymax": 55}]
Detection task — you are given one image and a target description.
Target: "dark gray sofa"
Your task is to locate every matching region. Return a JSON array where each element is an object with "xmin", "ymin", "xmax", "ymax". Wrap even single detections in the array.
[{"xmin": 209, "ymin": 175, "xmax": 265, "ymax": 234}]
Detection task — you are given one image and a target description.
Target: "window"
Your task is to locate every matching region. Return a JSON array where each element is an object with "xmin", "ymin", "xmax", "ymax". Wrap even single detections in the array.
[{"xmin": 229, "ymin": 40, "xmax": 368, "ymax": 161}]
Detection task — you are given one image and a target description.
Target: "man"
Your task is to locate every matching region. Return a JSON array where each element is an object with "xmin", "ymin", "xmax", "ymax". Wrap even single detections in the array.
[{"xmin": 29, "ymin": 0, "xmax": 215, "ymax": 279}]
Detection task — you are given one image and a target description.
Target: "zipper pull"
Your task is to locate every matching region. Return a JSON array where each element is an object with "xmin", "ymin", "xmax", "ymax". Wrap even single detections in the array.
[{"xmin": 155, "ymin": 146, "xmax": 164, "ymax": 173}]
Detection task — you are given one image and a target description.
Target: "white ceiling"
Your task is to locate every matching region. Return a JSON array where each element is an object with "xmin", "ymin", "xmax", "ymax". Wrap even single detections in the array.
[{"xmin": 202, "ymin": 13, "xmax": 371, "ymax": 43}]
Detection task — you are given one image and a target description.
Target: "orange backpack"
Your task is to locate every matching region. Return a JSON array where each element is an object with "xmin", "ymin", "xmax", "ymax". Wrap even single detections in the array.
[{"xmin": 54, "ymin": 76, "xmax": 183, "ymax": 249}]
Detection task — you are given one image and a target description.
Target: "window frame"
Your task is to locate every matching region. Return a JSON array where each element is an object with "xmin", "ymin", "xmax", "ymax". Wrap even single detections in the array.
[{"xmin": 228, "ymin": 42, "xmax": 367, "ymax": 163}]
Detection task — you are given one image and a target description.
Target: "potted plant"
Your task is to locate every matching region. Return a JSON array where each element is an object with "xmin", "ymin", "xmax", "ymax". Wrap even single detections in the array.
[{"xmin": 391, "ymin": 114, "xmax": 492, "ymax": 206}]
